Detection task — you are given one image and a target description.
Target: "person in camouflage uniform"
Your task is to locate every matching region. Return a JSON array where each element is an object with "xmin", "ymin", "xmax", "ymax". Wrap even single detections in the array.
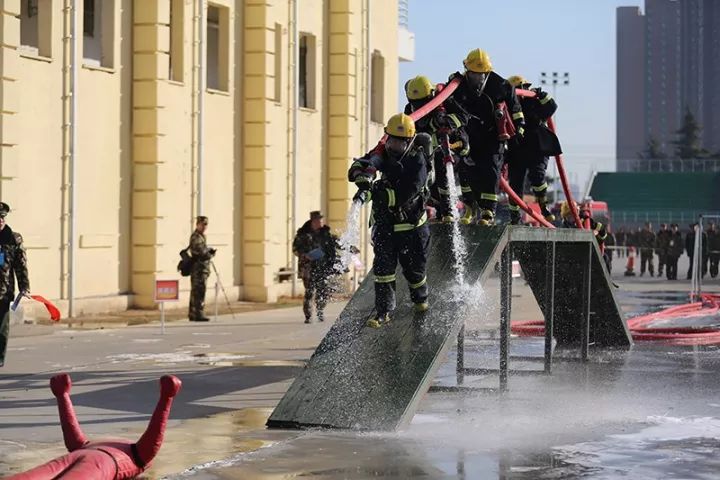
[
  {"xmin": 0, "ymin": 202, "xmax": 30, "ymax": 367},
  {"xmin": 188, "ymin": 216, "xmax": 215, "ymax": 322},
  {"xmin": 638, "ymin": 222, "xmax": 656, "ymax": 277},
  {"xmin": 293, "ymin": 211, "xmax": 340, "ymax": 324}
]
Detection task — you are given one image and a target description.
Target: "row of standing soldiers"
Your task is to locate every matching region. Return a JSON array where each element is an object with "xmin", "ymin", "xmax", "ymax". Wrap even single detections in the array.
[
  {"xmin": 347, "ymin": 48, "xmax": 565, "ymax": 328},
  {"xmin": 618, "ymin": 223, "xmax": 720, "ymax": 280}
]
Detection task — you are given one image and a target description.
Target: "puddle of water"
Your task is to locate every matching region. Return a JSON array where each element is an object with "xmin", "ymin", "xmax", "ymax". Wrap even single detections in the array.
[
  {"xmin": 106, "ymin": 352, "xmax": 253, "ymax": 365},
  {"xmin": 0, "ymin": 408, "xmax": 278, "ymax": 479},
  {"xmin": 197, "ymin": 359, "xmax": 306, "ymax": 368},
  {"xmin": 145, "ymin": 408, "xmax": 277, "ymax": 479}
]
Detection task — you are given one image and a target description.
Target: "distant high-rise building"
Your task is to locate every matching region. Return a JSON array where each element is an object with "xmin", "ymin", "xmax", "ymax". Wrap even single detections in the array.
[
  {"xmin": 616, "ymin": 0, "xmax": 720, "ymax": 171},
  {"xmin": 616, "ymin": 6, "xmax": 646, "ymax": 171}
]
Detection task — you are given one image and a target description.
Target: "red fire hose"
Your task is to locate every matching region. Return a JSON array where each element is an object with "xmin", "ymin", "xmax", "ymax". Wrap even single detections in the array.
[
  {"xmin": 511, "ymin": 293, "xmax": 720, "ymax": 345},
  {"xmin": 516, "ymin": 89, "xmax": 584, "ymax": 229},
  {"xmin": 373, "ymin": 81, "xmax": 580, "ymax": 230},
  {"xmin": 499, "ymin": 176, "xmax": 554, "ymax": 228}
]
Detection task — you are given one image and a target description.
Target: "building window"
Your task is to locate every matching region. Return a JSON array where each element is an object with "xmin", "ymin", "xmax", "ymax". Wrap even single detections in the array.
[
  {"xmin": 83, "ymin": 0, "xmax": 115, "ymax": 68},
  {"xmin": 274, "ymin": 23, "xmax": 282, "ymax": 102},
  {"xmin": 83, "ymin": 0, "xmax": 94, "ymax": 36},
  {"xmin": 298, "ymin": 34, "xmax": 316, "ymax": 109},
  {"xmin": 206, "ymin": 4, "xmax": 229, "ymax": 91},
  {"xmin": 169, "ymin": 0, "xmax": 183, "ymax": 82},
  {"xmin": 20, "ymin": 0, "xmax": 51, "ymax": 57},
  {"xmin": 370, "ymin": 52, "xmax": 385, "ymax": 123}
]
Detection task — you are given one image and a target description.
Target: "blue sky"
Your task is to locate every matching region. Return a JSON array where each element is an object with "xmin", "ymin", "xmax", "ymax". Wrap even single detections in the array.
[{"xmin": 399, "ymin": 0, "xmax": 643, "ymax": 192}]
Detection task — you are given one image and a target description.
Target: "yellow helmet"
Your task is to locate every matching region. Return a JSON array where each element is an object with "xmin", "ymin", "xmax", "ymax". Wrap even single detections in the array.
[
  {"xmin": 507, "ymin": 75, "xmax": 528, "ymax": 87},
  {"xmin": 405, "ymin": 75, "xmax": 434, "ymax": 100},
  {"xmin": 463, "ymin": 48, "xmax": 493, "ymax": 73},
  {"xmin": 385, "ymin": 113, "xmax": 416, "ymax": 138},
  {"xmin": 560, "ymin": 201, "xmax": 577, "ymax": 219}
]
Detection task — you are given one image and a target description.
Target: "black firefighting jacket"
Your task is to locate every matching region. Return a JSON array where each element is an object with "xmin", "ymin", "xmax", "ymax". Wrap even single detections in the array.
[
  {"xmin": 446, "ymin": 71, "xmax": 525, "ymax": 154},
  {"xmin": 348, "ymin": 134, "xmax": 432, "ymax": 232},
  {"xmin": 516, "ymin": 87, "xmax": 562, "ymax": 157}
]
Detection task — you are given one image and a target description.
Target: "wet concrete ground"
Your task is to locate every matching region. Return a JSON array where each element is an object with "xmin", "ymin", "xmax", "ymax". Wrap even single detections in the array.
[
  {"xmin": 172, "ymin": 338, "xmax": 720, "ymax": 480},
  {"xmin": 163, "ymin": 282, "xmax": 720, "ymax": 480},
  {"xmin": 1, "ymin": 269, "xmax": 719, "ymax": 479}
]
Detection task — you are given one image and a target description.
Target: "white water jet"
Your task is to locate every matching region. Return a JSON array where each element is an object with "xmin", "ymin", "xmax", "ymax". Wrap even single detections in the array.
[
  {"xmin": 338, "ymin": 200, "xmax": 363, "ymax": 271},
  {"xmin": 445, "ymin": 162, "xmax": 467, "ymax": 286}
]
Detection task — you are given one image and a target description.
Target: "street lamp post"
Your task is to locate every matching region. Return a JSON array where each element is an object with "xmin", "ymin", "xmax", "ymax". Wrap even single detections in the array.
[{"xmin": 540, "ymin": 72, "xmax": 570, "ymax": 203}]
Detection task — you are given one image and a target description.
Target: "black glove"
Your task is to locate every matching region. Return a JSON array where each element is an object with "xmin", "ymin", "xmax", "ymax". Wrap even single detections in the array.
[
  {"xmin": 209, "ymin": 248, "xmax": 217, "ymax": 257},
  {"xmin": 370, "ymin": 181, "xmax": 390, "ymax": 206},
  {"xmin": 433, "ymin": 111, "xmax": 450, "ymax": 130},
  {"xmin": 535, "ymin": 87, "xmax": 548, "ymax": 101},
  {"xmin": 353, "ymin": 189, "xmax": 371, "ymax": 204},
  {"xmin": 448, "ymin": 71, "xmax": 463, "ymax": 82}
]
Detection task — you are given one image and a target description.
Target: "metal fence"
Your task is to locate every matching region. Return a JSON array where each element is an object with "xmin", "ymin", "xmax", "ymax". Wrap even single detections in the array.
[
  {"xmin": 617, "ymin": 157, "xmax": 720, "ymax": 173},
  {"xmin": 611, "ymin": 210, "xmax": 720, "ymax": 228}
]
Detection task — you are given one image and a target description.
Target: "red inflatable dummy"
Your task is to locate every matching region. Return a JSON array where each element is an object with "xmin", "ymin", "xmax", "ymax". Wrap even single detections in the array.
[{"xmin": 8, "ymin": 373, "xmax": 181, "ymax": 480}]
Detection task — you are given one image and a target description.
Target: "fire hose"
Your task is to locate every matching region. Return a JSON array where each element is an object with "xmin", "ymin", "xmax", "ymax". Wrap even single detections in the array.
[
  {"xmin": 372, "ymin": 80, "xmax": 581, "ymax": 230},
  {"xmin": 515, "ymin": 89, "xmax": 584, "ymax": 229},
  {"xmin": 511, "ymin": 293, "xmax": 720, "ymax": 345}
]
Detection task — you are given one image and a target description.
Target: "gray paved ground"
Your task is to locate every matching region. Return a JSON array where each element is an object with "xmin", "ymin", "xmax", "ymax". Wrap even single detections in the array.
[{"xmin": 0, "ymin": 252, "xmax": 718, "ymax": 478}]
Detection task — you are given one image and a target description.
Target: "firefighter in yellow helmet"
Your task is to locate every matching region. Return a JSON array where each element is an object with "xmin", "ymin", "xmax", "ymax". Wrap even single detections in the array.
[
  {"xmin": 561, "ymin": 201, "xmax": 608, "ymax": 246},
  {"xmin": 403, "ymin": 75, "xmax": 474, "ymax": 224},
  {"xmin": 445, "ymin": 48, "xmax": 526, "ymax": 225},
  {"xmin": 348, "ymin": 113, "xmax": 433, "ymax": 328},
  {"xmin": 505, "ymin": 75, "xmax": 562, "ymax": 225}
]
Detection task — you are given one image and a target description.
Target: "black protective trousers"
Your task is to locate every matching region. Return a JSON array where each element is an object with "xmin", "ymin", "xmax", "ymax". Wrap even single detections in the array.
[
  {"xmin": 372, "ymin": 224, "xmax": 430, "ymax": 316},
  {"xmin": 464, "ymin": 143, "xmax": 504, "ymax": 212},
  {"xmin": 506, "ymin": 147, "xmax": 549, "ymax": 204}
]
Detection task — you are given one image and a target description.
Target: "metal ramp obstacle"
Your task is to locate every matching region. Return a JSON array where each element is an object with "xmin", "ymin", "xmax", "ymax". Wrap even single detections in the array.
[{"xmin": 267, "ymin": 225, "xmax": 632, "ymax": 431}]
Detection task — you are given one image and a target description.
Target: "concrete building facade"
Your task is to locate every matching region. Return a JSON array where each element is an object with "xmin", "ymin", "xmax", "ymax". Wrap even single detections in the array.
[
  {"xmin": 0, "ymin": 0, "xmax": 407, "ymax": 316},
  {"xmin": 616, "ymin": 0, "xmax": 720, "ymax": 170},
  {"xmin": 616, "ymin": 6, "xmax": 646, "ymax": 170}
]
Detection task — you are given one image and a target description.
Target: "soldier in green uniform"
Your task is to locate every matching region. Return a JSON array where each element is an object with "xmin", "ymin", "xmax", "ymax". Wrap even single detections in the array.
[
  {"xmin": 0, "ymin": 202, "xmax": 30, "ymax": 367},
  {"xmin": 188, "ymin": 216, "xmax": 215, "ymax": 322}
]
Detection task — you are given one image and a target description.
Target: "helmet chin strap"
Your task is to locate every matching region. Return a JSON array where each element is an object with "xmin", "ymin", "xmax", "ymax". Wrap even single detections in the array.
[
  {"xmin": 467, "ymin": 71, "xmax": 490, "ymax": 96},
  {"xmin": 396, "ymin": 135, "xmax": 416, "ymax": 163}
]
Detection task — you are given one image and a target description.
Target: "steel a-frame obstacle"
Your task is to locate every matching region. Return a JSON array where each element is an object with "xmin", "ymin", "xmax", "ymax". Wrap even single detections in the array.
[{"xmin": 267, "ymin": 225, "xmax": 632, "ymax": 431}]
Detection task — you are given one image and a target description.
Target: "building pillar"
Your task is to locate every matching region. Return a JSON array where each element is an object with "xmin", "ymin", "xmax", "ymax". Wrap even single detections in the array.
[
  {"xmin": 131, "ymin": 0, "xmax": 171, "ymax": 307},
  {"xmin": 0, "ymin": 0, "xmax": 21, "ymax": 197}
]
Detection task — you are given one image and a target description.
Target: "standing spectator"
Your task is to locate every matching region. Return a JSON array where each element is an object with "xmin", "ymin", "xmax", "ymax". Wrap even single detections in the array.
[
  {"xmin": 616, "ymin": 227, "xmax": 627, "ymax": 258},
  {"xmin": 293, "ymin": 211, "xmax": 340, "ymax": 324},
  {"xmin": 666, "ymin": 224, "xmax": 683, "ymax": 280},
  {"xmin": 604, "ymin": 226, "xmax": 616, "ymax": 273},
  {"xmin": 638, "ymin": 222, "xmax": 656, "ymax": 277},
  {"xmin": 708, "ymin": 222, "xmax": 720, "ymax": 279},
  {"xmin": 0, "ymin": 202, "xmax": 30, "ymax": 368},
  {"xmin": 685, "ymin": 223, "xmax": 709, "ymax": 279},
  {"xmin": 188, "ymin": 216, "xmax": 215, "ymax": 322},
  {"xmin": 655, "ymin": 223, "xmax": 670, "ymax": 278}
]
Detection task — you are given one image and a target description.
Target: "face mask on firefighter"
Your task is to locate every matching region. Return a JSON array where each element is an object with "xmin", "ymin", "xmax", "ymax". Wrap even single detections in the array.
[
  {"xmin": 466, "ymin": 71, "xmax": 488, "ymax": 89},
  {"xmin": 386, "ymin": 135, "xmax": 412, "ymax": 159}
]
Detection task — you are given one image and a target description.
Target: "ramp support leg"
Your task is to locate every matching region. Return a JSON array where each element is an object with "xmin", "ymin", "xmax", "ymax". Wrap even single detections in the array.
[
  {"xmin": 581, "ymin": 243, "xmax": 593, "ymax": 361},
  {"xmin": 544, "ymin": 240, "xmax": 556, "ymax": 373},
  {"xmin": 500, "ymin": 245, "xmax": 512, "ymax": 392},
  {"xmin": 456, "ymin": 325, "xmax": 465, "ymax": 385}
]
